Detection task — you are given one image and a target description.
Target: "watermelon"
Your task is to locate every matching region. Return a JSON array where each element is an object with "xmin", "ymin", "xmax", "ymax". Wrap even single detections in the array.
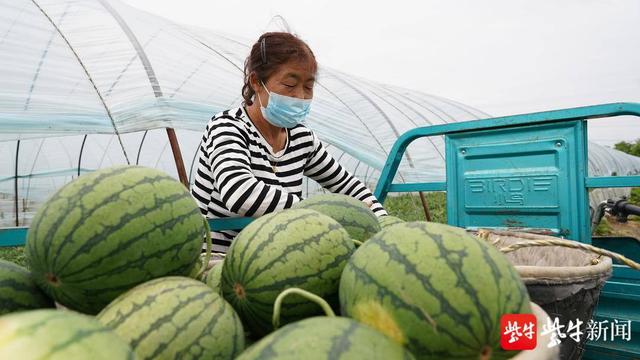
[
  {"xmin": 0, "ymin": 259, "xmax": 54, "ymax": 314},
  {"xmin": 340, "ymin": 222, "xmax": 531, "ymax": 360},
  {"xmin": 0, "ymin": 309, "xmax": 136, "ymax": 360},
  {"xmin": 26, "ymin": 165, "xmax": 206, "ymax": 314},
  {"xmin": 236, "ymin": 317, "xmax": 415, "ymax": 360},
  {"xmin": 378, "ymin": 215, "xmax": 405, "ymax": 229},
  {"xmin": 293, "ymin": 193, "xmax": 381, "ymax": 241},
  {"xmin": 221, "ymin": 208, "xmax": 354, "ymax": 337},
  {"xmin": 97, "ymin": 276, "xmax": 243, "ymax": 359},
  {"xmin": 205, "ymin": 262, "xmax": 223, "ymax": 294}
]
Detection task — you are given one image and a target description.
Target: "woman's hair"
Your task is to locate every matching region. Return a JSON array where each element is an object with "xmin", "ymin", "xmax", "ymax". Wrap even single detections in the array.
[{"xmin": 242, "ymin": 32, "xmax": 317, "ymax": 105}]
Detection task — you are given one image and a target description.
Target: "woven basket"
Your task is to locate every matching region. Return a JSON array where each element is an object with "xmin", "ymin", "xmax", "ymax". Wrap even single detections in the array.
[{"xmin": 477, "ymin": 230, "xmax": 612, "ymax": 360}]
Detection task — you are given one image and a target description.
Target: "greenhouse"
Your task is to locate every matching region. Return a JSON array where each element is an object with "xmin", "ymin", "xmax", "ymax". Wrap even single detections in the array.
[
  {"xmin": 2, "ymin": 2, "xmax": 640, "ymax": 359},
  {"xmin": 1, "ymin": 0, "xmax": 640, "ymax": 227}
]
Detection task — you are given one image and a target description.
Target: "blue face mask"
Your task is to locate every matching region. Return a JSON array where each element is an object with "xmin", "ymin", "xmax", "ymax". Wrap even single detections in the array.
[{"xmin": 257, "ymin": 82, "xmax": 312, "ymax": 128}]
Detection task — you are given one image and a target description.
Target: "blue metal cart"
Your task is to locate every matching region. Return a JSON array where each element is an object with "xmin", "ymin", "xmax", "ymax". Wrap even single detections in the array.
[{"xmin": 371, "ymin": 102, "xmax": 640, "ymax": 360}]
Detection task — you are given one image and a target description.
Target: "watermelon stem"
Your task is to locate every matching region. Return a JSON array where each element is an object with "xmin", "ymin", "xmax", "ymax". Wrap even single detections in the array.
[
  {"xmin": 272, "ymin": 288, "xmax": 335, "ymax": 329},
  {"xmin": 45, "ymin": 273, "xmax": 60, "ymax": 287},
  {"xmin": 480, "ymin": 345, "xmax": 492, "ymax": 360},
  {"xmin": 353, "ymin": 239, "xmax": 363, "ymax": 247},
  {"xmin": 196, "ymin": 218, "xmax": 212, "ymax": 280}
]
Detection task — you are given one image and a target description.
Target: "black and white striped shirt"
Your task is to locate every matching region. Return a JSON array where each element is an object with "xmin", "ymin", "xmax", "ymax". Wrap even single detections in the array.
[{"xmin": 191, "ymin": 107, "xmax": 387, "ymax": 252}]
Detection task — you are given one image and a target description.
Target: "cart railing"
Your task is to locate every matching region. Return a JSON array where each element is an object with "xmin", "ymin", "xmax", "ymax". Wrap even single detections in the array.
[
  {"xmin": 0, "ymin": 217, "xmax": 254, "ymax": 247},
  {"xmin": 375, "ymin": 102, "xmax": 640, "ymax": 203}
]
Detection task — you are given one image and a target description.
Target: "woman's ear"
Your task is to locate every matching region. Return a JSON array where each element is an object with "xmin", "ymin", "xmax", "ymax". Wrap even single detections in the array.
[
  {"xmin": 249, "ymin": 72, "xmax": 260, "ymax": 94},
  {"xmin": 250, "ymin": 72, "xmax": 269, "ymax": 106}
]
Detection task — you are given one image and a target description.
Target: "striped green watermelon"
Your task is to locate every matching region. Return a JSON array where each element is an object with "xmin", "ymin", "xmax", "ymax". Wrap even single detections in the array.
[
  {"xmin": 205, "ymin": 262, "xmax": 223, "ymax": 294},
  {"xmin": 340, "ymin": 222, "xmax": 531, "ymax": 360},
  {"xmin": 293, "ymin": 194, "xmax": 381, "ymax": 241},
  {"xmin": 97, "ymin": 276, "xmax": 244, "ymax": 360},
  {"xmin": 221, "ymin": 208, "xmax": 354, "ymax": 337},
  {"xmin": 236, "ymin": 316, "xmax": 415, "ymax": 360},
  {"xmin": 378, "ymin": 215, "xmax": 405, "ymax": 229},
  {"xmin": 0, "ymin": 259, "xmax": 54, "ymax": 315},
  {"xmin": 0, "ymin": 309, "xmax": 136, "ymax": 360},
  {"xmin": 26, "ymin": 165, "xmax": 206, "ymax": 314}
]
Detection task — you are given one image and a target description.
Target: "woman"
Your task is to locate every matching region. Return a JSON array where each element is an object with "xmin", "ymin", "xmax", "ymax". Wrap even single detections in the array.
[{"xmin": 191, "ymin": 32, "xmax": 387, "ymax": 252}]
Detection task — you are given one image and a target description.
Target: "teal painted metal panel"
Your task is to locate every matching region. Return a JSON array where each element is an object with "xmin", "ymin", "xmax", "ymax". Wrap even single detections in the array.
[
  {"xmin": 593, "ymin": 237, "xmax": 640, "ymax": 264},
  {"xmin": 0, "ymin": 227, "xmax": 27, "ymax": 247},
  {"xmin": 585, "ymin": 264, "xmax": 640, "ymax": 359},
  {"xmin": 208, "ymin": 217, "xmax": 254, "ymax": 231},
  {"xmin": 584, "ymin": 344, "xmax": 640, "ymax": 360},
  {"xmin": 0, "ymin": 219, "xmax": 255, "ymax": 248},
  {"xmin": 586, "ymin": 176, "xmax": 640, "ymax": 188},
  {"xmin": 445, "ymin": 121, "xmax": 589, "ymax": 241},
  {"xmin": 387, "ymin": 182, "xmax": 447, "ymax": 192}
]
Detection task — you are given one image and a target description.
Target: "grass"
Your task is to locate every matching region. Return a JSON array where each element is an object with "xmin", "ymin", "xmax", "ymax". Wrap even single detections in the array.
[
  {"xmin": 593, "ymin": 218, "xmax": 613, "ymax": 236},
  {"xmin": 0, "ymin": 247, "xmax": 27, "ymax": 267},
  {"xmin": 383, "ymin": 192, "xmax": 447, "ymax": 223}
]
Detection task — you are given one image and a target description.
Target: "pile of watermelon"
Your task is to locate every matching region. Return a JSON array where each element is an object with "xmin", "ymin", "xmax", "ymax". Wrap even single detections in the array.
[{"xmin": 0, "ymin": 165, "xmax": 532, "ymax": 360}]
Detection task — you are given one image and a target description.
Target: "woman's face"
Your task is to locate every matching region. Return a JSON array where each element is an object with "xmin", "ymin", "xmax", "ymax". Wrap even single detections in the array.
[{"xmin": 254, "ymin": 59, "xmax": 316, "ymax": 104}]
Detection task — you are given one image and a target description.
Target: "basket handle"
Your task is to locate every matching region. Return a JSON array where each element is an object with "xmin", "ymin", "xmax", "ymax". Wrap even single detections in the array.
[{"xmin": 497, "ymin": 238, "xmax": 640, "ymax": 270}]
